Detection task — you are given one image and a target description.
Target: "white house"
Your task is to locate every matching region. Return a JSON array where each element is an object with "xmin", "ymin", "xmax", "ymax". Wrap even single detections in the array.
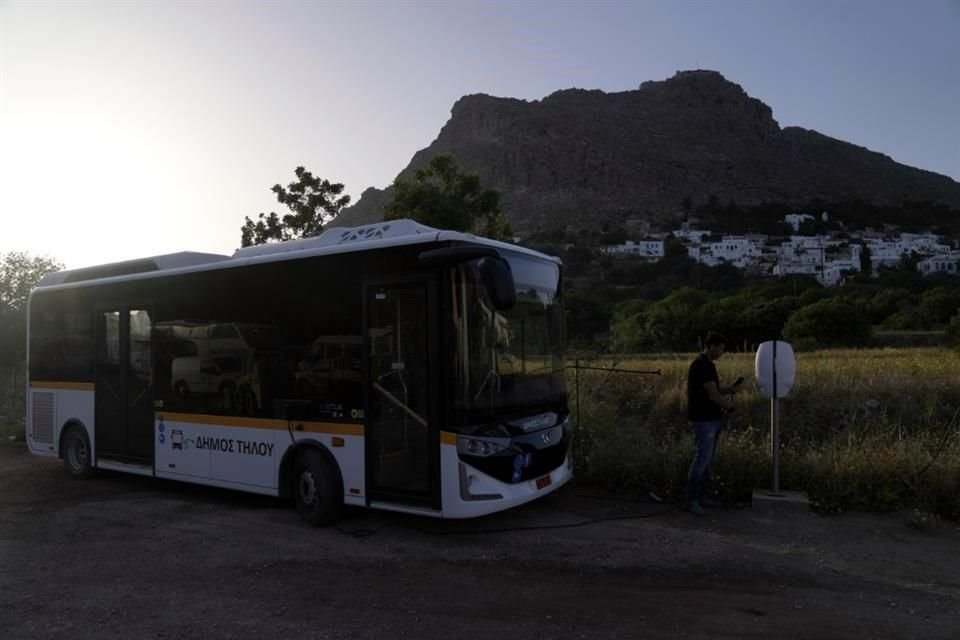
[
  {"xmin": 784, "ymin": 213, "xmax": 815, "ymax": 232},
  {"xmin": 601, "ymin": 240, "xmax": 665, "ymax": 259},
  {"xmin": 818, "ymin": 250, "xmax": 862, "ymax": 286},
  {"xmin": 704, "ymin": 236, "xmax": 763, "ymax": 268},
  {"xmin": 867, "ymin": 233, "xmax": 952, "ymax": 270},
  {"xmin": 774, "ymin": 236, "xmax": 861, "ymax": 285},
  {"xmin": 773, "ymin": 262, "xmax": 819, "ymax": 277},
  {"xmin": 901, "ymin": 233, "xmax": 948, "ymax": 252},
  {"xmin": 673, "ymin": 229, "xmax": 711, "ymax": 243},
  {"xmin": 631, "ymin": 222, "xmax": 955, "ymax": 287},
  {"xmin": 918, "ymin": 253, "xmax": 960, "ymax": 276}
]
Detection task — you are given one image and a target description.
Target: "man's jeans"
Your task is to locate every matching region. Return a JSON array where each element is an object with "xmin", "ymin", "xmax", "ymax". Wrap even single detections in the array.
[{"xmin": 686, "ymin": 421, "xmax": 722, "ymax": 504}]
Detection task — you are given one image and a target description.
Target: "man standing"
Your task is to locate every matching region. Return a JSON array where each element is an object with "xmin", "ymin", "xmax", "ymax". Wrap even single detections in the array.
[{"xmin": 686, "ymin": 333, "xmax": 741, "ymax": 516}]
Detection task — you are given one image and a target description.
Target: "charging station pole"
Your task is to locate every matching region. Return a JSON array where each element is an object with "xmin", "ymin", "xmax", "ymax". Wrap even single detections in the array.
[
  {"xmin": 753, "ymin": 340, "xmax": 808, "ymax": 513},
  {"xmin": 771, "ymin": 340, "xmax": 780, "ymax": 495}
]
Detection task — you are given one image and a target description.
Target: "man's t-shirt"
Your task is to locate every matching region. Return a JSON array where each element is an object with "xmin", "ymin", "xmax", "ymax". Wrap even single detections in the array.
[{"xmin": 687, "ymin": 353, "xmax": 721, "ymax": 422}]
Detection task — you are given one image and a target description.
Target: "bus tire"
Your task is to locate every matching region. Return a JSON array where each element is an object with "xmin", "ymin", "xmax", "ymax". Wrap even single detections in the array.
[
  {"xmin": 293, "ymin": 449, "xmax": 343, "ymax": 526},
  {"xmin": 63, "ymin": 425, "xmax": 95, "ymax": 479}
]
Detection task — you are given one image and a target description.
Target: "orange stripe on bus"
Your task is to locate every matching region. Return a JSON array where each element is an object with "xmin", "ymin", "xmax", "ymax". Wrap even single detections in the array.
[
  {"xmin": 440, "ymin": 431, "xmax": 457, "ymax": 446},
  {"xmin": 299, "ymin": 422, "xmax": 364, "ymax": 437},
  {"xmin": 30, "ymin": 381, "xmax": 95, "ymax": 391},
  {"xmin": 157, "ymin": 412, "xmax": 363, "ymax": 436}
]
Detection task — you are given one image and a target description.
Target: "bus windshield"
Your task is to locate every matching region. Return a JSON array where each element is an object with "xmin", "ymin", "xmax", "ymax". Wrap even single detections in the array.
[{"xmin": 451, "ymin": 252, "xmax": 565, "ymax": 428}]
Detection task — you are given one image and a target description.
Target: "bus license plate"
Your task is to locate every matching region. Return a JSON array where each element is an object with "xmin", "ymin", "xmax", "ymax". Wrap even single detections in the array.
[{"xmin": 536, "ymin": 475, "xmax": 552, "ymax": 490}]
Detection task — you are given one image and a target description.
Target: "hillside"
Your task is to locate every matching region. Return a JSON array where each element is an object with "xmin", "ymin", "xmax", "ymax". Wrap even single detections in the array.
[{"xmin": 332, "ymin": 70, "xmax": 960, "ymax": 233}]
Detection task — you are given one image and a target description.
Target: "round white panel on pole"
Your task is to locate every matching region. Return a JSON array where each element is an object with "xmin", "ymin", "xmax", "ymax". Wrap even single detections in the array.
[{"xmin": 755, "ymin": 340, "xmax": 796, "ymax": 399}]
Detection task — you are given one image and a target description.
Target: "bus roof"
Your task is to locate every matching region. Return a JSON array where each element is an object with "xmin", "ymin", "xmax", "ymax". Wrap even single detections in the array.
[{"xmin": 33, "ymin": 219, "xmax": 560, "ymax": 291}]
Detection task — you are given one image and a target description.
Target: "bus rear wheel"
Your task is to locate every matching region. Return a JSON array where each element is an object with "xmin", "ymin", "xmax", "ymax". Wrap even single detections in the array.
[
  {"xmin": 293, "ymin": 449, "xmax": 342, "ymax": 526},
  {"xmin": 63, "ymin": 425, "xmax": 95, "ymax": 479}
]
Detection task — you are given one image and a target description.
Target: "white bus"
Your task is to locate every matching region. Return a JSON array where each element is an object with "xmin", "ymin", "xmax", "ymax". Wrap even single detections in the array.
[{"xmin": 26, "ymin": 220, "xmax": 573, "ymax": 524}]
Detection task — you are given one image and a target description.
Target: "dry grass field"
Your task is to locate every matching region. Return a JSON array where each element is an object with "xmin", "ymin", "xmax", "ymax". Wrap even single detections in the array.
[{"xmin": 570, "ymin": 348, "xmax": 960, "ymax": 519}]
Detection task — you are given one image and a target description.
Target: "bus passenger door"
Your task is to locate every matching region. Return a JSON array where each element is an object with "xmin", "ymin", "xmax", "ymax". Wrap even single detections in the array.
[
  {"xmin": 126, "ymin": 309, "xmax": 154, "ymax": 461},
  {"xmin": 364, "ymin": 279, "xmax": 439, "ymax": 509},
  {"xmin": 95, "ymin": 307, "xmax": 154, "ymax": 464},
  {"xmin": 95, "ymin": 310, "xmax": 125, "ymax": 458}
]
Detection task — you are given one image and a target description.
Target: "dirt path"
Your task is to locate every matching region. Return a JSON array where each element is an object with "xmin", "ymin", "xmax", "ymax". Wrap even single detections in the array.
[{"xmin": 1, "ymin": 445, "xmax": 958, "ymax": 639}]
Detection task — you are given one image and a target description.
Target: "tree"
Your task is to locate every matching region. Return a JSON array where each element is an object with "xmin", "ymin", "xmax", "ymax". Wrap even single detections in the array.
[
  {"xmin": 0, "ymin": 252, "xmax": 63, "ymax": 363},
  {"xmin": 918, "ymin": 287, "xmax": 960, "ymax": 327},
  {"xmin": 241, "ymin": 166, "xmax": 350, "ymax": 247},
  {"xmin": 947, "ymin": 312, "xmax": 960, "ymax": 349},
  {"xmin": 609, "ymin": 299, "xmax": 651, "ymax": 352},
  {"xmin": 598, "ymin": 227, "xmax": 627, "ymax": 245},
  {"xmin": 695, "ymin": 297, "xmax": 743, "ymax": 348},
  {"xmin": 881, "ymin": 308, "xmax": 923, "ymax": 331},
  {"xmin": 384, "ymin": 154, "xmax": 512, "ymax": 240},
  {"xmin": 643, "ymin": 288, "xmax": 710, "ymax": 351},
  {"xmin": 737, "ymin": 297, "xmax": 802, "ymax": 346},
  {"xmin": 783, "ymin": 300, "xmax": 871, "ymax": 348},
  {"xmin": 797, "ymin": 219, "xmax": 818, "ymax": 236},
  {"xmin": 897, "ymin": 250, "xmax": 923, "ymax": 273},
  {"xmin": 866, "ymin": 287, "xmax": 912, "ymax": 324}
]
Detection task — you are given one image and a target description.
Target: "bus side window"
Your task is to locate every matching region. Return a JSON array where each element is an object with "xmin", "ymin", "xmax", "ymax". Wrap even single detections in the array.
[
  {"xmin": 97, "ymin": 311, "xmax": 121, "ymax": 365},
  {"xmin": 62, "ymin": 311, "xmax": 94, "ymax": 379},
  {"xmin": 30, "ymin": 311, "xmax": 59, "ymax": 380}
]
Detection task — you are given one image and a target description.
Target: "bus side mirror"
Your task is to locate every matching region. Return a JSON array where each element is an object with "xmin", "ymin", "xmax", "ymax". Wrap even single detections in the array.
[
  {"xmin": 478, "ymin": 256, "xmax": 516, "ymax": 311},
  {"xmin": 418, "ymin": 245, "xmax": 516, "ymax": 310}
]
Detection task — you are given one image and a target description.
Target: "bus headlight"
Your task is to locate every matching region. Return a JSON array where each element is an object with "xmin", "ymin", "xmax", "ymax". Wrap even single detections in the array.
[{"xmin": 457, "ymin": 435, "xmax": 510, "ymax": 457}]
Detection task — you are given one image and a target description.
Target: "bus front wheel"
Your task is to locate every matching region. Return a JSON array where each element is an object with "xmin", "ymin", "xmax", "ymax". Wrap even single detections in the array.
[
  {"xmin": 63, "ymin": 425, "xmax": 95, "ymax": 479},
  {"xmin": 293, "ymin": 449, "xmax": 343, "ymax": 526}
]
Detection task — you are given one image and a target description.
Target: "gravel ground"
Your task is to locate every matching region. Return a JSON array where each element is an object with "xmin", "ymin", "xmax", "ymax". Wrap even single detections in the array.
[{"xmin": 1, "ymin": 444, "xmax": 959, "ymax": 639}]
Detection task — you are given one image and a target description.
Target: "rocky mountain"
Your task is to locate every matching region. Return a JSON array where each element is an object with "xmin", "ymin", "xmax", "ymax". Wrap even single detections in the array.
[{"xmin": 333, "ymin": 70, "xmax": 960, "ymax": 233}]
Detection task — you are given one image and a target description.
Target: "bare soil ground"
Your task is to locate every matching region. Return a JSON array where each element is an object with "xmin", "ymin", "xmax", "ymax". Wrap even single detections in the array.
[{"xmin": 1, "ymin": 444, "xmax": 959, "ymax": 639}]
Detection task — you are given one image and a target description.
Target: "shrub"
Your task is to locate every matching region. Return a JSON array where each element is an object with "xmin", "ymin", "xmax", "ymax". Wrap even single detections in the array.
[
  {"xmin": 783, "ymin": 300, "xmax": 871, "ymax": 347},
  {"xmin": 919, "ymin": 287, "xmax": 960, "ymax": 327}
]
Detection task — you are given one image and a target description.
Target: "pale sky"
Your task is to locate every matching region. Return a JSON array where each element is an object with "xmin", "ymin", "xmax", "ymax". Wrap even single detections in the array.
[{"xmin": 1, "ymin": 0, "xmax": 958, "ymax": 269}]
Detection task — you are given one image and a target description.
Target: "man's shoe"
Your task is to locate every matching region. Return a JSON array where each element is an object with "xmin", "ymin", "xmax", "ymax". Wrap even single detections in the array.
[
  {"xmin": 687, "ymin": 502, "xmax": 705, "ymax": 516},
  {"xmin": 700, "ymin": 497, "xmax": 722, "ymax": 508}
]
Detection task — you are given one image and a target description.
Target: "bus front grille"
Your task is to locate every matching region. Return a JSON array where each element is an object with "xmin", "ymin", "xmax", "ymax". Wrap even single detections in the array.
[{"xmin": 31, "ymin": 392, "xmax": 54, "ymax": 444}]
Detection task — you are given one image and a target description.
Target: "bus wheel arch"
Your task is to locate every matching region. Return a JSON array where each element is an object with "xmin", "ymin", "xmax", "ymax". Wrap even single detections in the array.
[
  {"xmin": 60, "ymin": 421, "xmax": 95, "ymax": 479},
  {"xmin": 280, "ymin": 442, "xmax": 344, "ymax": 526}
]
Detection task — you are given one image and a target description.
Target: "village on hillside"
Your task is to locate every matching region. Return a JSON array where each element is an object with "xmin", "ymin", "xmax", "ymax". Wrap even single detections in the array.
[{"xmin": 598, "ymin": 213, "xmax": 960, "ymax": 286}]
